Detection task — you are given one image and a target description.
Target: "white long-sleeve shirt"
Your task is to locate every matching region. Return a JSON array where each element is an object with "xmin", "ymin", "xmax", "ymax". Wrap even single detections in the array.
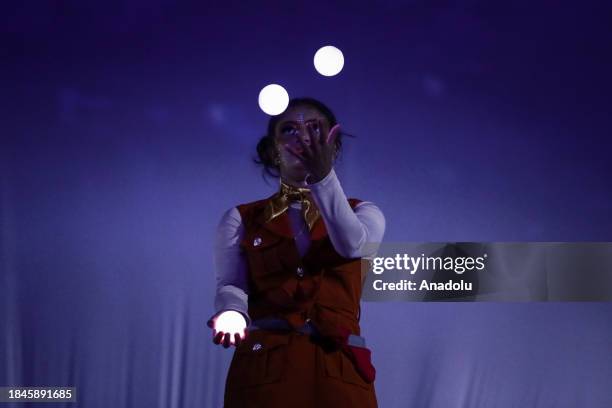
[{"xmin": 210, "ymin": 168, "xmax": 386, "ymax": 325}]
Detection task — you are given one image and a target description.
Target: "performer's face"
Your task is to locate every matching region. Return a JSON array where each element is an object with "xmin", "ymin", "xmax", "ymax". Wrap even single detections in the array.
[{"xmin": 274, "ymin": 105, "xmax": 334, "ymax": 184}]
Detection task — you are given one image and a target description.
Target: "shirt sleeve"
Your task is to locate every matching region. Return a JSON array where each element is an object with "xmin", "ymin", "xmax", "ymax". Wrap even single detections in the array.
[
  {"xmin": 307, "ymin": 168, "xmax": 386, "ymax": 259},
  {"xmin": 206, "ymin": 207, "xmax": 251, "ymax": 328}
]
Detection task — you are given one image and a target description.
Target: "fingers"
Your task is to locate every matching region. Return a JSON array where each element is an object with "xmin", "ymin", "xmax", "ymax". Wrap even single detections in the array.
[
  {"xmin": 284, "ymin": 144, "xmax": 305, "ymax": 162},
  {"xmin": 306, "ymin": 121, "xmax": 323, "ymax": 153},
  {"xmin": 233, "ymin": 328, "xmax": 248, "ymax": 347},
  {"xmin": 212, "ymin": 331, "xmax": 232, "ymax": 348},
  {"xmin": 213, "ymin": 331, "xmax": 224, "ymax": 345},
  {"xmin": 296, "ymin": 126, "xmax": 314, "ymax": 157},
  {"xmin": 327, "ymin": 124, "xmax": 341, "ymax": 145},
  {"xmin": 213, "ymin": 330, "xmax": 247, "ymax": 348},
  {"xmin": 222, "ymin": 332, "xmax": 231, "ymax": 348},
  {"xmin": 316, "ymin": 120, "xmax": 326, "ymax": 144}
]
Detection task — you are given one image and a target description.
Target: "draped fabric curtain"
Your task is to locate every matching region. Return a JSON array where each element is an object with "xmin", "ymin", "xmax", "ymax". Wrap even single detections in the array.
[
  {"xmin": 2, "ymin": 161, "xmax": 612, "ymax": 407},
  {"xmin": 3, "ymin": 5, "xmax": 612, "ymax": 405}
]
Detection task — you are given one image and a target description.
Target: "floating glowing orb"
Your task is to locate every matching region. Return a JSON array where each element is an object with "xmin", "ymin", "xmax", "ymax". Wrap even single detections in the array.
[
  {"xmin": 258, "ymin": 84, "xmax": 289, "ymax": 115},
  {"xmin": 313, "ymin": 45, "xmax": 344, "ymax": 77}
]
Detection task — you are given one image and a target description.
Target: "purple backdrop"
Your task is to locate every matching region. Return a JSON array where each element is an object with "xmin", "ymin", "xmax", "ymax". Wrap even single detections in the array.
[{"xmin": 2, "ymin": 2, "xmax": 612, "ymax": 407}]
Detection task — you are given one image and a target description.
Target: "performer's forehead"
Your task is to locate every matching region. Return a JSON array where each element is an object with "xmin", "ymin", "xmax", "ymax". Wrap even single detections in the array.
[{"xmin": 278, "ymin": 106, "xmax": 325, "ymax": 124}]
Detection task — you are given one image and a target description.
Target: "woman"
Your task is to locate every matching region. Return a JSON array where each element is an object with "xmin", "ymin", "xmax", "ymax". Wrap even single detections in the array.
[{"xmin": 207, "ymin": 97, "xmax": 385, "ymax": 407}]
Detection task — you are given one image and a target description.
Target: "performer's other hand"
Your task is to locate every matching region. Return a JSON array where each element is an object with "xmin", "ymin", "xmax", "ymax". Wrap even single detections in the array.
[
  {"xmin": 211, "ymin": 310, "xmax": 247, "ymax": 348},
  {"xmin": 284, "ymin": 120, "xmax": 341, "ymax": 184}
]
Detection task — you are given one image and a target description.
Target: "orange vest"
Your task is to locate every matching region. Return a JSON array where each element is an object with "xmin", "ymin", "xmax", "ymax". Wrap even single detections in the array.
[{"xmin": 237, "ymin": 196, "xmax": 365, "ymax": 338}]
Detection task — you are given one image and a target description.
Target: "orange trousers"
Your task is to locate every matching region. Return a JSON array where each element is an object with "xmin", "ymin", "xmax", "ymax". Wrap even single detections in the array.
[{"xmin": 224, "ymin": 329, "xmax": 378, "ymax": 408}]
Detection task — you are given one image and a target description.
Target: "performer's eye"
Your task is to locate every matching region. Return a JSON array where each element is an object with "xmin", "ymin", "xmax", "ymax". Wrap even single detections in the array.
[{"xmin": 281, "ymin": 126, "xmax": 298, "ymax": 136}]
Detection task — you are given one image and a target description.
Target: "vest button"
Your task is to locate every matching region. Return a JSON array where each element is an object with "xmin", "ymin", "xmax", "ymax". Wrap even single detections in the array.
[
  {"xmin": 253, "ymin": 237, "xmax": 262, "ymax": 247},
  {"xmin": 296, "ymin": 266, "xmax": 304, "ymax": 277}
]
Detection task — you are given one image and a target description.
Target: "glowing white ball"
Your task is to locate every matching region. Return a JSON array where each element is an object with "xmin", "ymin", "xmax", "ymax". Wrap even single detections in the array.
[
  {"xmin": 258, "ymin": 84, "xmax": 289, "ymax": 115},
  {"xmin": 313, "ymin": 45, "xmax": 344, "ymax": 77},
  {"xmin": 215, "ymin": 310, "xmax": 246, "ymax": 338}
]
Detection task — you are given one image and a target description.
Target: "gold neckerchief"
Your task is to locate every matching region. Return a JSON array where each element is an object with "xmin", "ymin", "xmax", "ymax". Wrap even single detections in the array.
[{"xmin": 264, "ymin": 180, "xmax": 320, "ymax": 232}]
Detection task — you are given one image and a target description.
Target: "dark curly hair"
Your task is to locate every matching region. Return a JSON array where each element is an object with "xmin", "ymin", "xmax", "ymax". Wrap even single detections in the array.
[{"xmin": 253, "ymin": 97, "xmax": 354, "ymax": 181}]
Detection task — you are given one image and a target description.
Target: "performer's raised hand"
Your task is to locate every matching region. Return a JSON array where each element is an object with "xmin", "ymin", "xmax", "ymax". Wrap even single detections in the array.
[
  {"xmin": 284, "ymin": 120, "xmax": 341, "ymax": 184},
  {"xmin": 211, "ymin": 310, "xmax": 247, "ymax": 348}
]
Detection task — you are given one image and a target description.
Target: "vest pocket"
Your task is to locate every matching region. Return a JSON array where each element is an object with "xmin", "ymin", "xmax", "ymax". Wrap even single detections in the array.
[
  {"xmin": 228, "ymin": 331, "xmax": 289, "ymax": 388},
  {"xmin": 241, "ymin": 233, "xmax": 286, "ymax": 278},
  {"xmin": 320, "ymin": 347, "xmax": 371, "ymax": 390},
  {"xmin": 340, "ymin": 351, "xmax": 371, "ymax": 389}
]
